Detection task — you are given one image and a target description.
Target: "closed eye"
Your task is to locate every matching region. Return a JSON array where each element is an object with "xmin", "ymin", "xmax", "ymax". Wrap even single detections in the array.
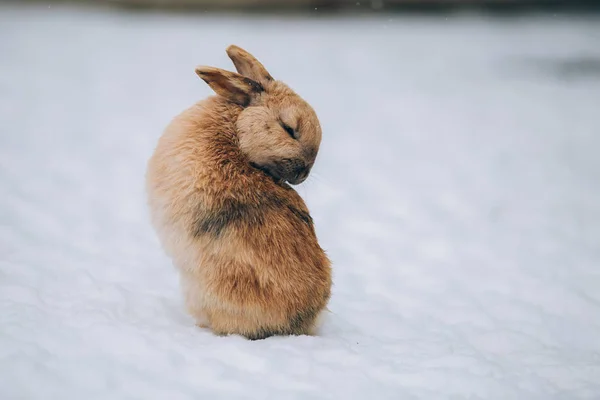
[{"xmin": 281, "ymin": 122, "xmax": 297, "ymax": 139}]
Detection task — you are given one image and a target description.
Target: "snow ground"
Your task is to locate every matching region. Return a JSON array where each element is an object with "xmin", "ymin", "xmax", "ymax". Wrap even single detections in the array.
[{"xmin": 1, "ymin": 3, "xmax": 600, "ymax": 399}]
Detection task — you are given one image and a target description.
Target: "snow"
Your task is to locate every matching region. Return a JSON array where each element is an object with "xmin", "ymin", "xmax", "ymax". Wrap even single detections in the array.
[{"xmin": 1, "ymin": 3, "xmax": 600, "ymax": 399}]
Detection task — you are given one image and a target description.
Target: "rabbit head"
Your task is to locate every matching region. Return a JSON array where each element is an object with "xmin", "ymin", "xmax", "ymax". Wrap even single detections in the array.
[{"xmin": 195, "ymin": 45, "xmax": 322, "ymax": 185}]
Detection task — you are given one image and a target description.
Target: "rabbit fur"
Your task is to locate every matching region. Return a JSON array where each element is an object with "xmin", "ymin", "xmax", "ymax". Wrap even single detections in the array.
[{"xmin": 146, "ymin": 45, "xmax": 332, "ymax": 340}]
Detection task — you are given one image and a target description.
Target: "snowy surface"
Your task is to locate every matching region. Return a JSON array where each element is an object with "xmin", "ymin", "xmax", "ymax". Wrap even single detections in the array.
[{"xmin": 1, "ymin": 3, "xmax": 600, "ymax": 399}]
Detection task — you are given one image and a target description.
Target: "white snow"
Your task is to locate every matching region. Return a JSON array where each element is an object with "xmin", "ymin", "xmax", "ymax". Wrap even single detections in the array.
[{"xmin": 1, "ymin": 3, "xmax": 600, "ymax": 399}]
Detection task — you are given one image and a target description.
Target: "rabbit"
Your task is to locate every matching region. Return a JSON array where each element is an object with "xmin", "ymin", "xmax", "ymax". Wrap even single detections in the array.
[{"xmin": 146, "ymin": 45, "xmax": 332, "ymax": 340}]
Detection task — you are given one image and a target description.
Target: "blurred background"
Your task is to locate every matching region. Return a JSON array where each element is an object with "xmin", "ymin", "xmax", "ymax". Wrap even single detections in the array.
[
  {"xmin": 9, "ymin": 0, "xmax": 600, "ymax": 10},
  {"xmin": 2, "ymin": 0, "xmax": 600, "ymax": 398}
]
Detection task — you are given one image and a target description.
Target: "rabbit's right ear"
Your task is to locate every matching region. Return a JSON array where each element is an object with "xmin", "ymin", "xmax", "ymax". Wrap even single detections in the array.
[
  {"xmin": 195, "ymin": 66, "xmax": 263, "ymax": 106},
  {"xmin": 226, "ymin": 45, "xmax": 273, "ymax": 86}
]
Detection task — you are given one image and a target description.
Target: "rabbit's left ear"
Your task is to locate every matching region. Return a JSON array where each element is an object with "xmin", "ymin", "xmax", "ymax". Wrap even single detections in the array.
[
  {"xmin": 195, "ymin": 66, "xmax": 263, "ymax": 106},
  {"xmin": 226, "ymin": 45, "xmax": 273, "ymax": 86}
]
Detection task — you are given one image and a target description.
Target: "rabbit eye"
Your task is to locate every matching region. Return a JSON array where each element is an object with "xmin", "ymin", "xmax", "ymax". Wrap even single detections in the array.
[{"xmin": 281, "ymin": 122, "xmax": 297, "ymax": 139}]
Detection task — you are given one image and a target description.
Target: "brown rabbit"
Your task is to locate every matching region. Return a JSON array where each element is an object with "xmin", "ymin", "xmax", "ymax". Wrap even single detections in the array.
[{"xmin": 146, "ymin": 45, "xmax": 332, "ymax": 340}]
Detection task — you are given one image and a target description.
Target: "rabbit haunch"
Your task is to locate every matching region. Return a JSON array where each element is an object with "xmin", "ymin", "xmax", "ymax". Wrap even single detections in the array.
[{"xmin": 146, "ymin": 45, "xmax": 331, "ymax": 339}]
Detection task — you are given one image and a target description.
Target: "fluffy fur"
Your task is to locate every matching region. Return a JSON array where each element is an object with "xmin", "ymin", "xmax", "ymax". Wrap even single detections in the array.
[{"xmin": 146, "ymin": 45, "xmax": 332, "ymax": 340}]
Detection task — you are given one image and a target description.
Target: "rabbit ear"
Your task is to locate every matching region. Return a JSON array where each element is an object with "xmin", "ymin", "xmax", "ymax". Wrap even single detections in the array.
[
  {"xmin": 226, "ymin": 45, "xmax": 273, "ymax": 85},
  {"xmin": 195, "ymin": 66, "xmax": 264, "ymax": 106}
]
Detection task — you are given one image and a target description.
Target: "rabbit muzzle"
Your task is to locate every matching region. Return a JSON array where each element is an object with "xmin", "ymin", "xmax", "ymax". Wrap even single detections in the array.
[{"xmin": 259, "ymin": 158, "xmax": 310, "ymax": 185}]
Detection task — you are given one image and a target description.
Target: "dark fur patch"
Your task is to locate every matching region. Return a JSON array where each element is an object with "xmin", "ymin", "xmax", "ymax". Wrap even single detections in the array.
[
  {"xmin": 288, "ymin": 306, "xmax": 319, "ymax": 333},
  {"xmin": 193, "ymin": 200, "xmax": 265, "ymax": 237},
  {"xmin": 245, "ymin": 327, "xmax": 283, "ymax": 341},
  {"xmin": 287, "ymin": 205, "xmax": 313, "ymax": 226},
  {"xmin": 243, "ymin": 77, "xmax": 264, "ymax": 93},
  {"xmin": 245, "ymin": 308, "xmax": 317, "ymax": 340},
  {"xmin": 243, "ymin": 304, "xmax": 322, "ymax": 340},
  {"xmin": 192, "ymin": 193, "xmax": 312, "ymax": 238}
]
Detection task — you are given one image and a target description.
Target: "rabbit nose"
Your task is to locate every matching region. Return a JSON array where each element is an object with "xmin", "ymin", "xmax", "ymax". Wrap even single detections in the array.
[
  {"xmin": 293, "ymin": 161, "xmax": 307, "ymax": 175},
  {"xmin": 293, "ymin": 163, "xmax": 305, "ymax": 176},
  {"xmin": 292, "ymin": 165, "xmax": 310, "ymax": 184},
  {"xmin": 299, "ymin": 168, "xmax": 310, "ymax": 181}
]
